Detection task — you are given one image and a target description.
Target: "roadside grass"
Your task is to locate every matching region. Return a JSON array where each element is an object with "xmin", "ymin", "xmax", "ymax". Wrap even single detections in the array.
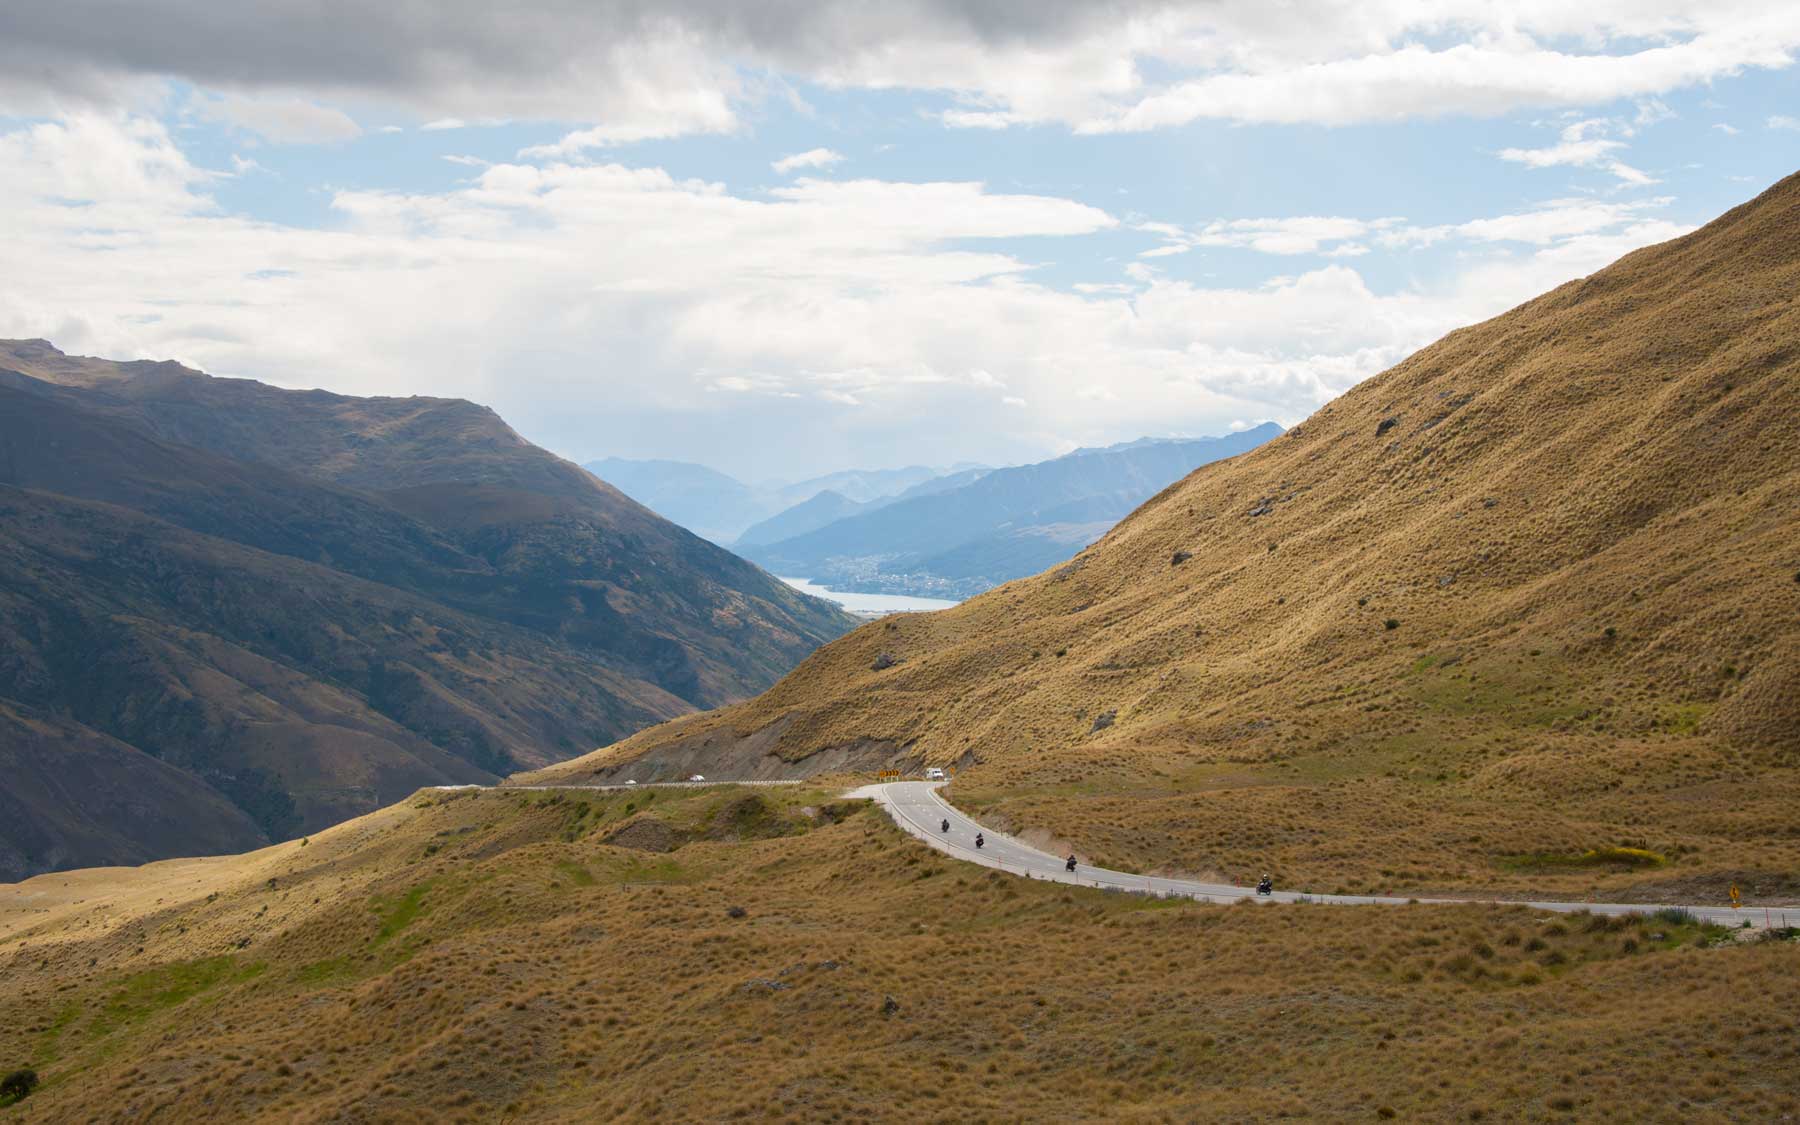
[
  {"xmin": 939, "ymin": 729, "xmax": 1800, "ymax": 902},
  {"xmin": 4, "ymin": 787, "xmax": 1797, "ymax": 1122},
  {"xmin": 1498, "ymin": 846, "xmax": 1669, "ymax": 873}
]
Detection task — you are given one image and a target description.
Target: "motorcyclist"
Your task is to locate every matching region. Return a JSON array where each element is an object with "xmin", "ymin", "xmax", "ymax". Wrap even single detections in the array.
[
  {"xmin": 941, "ymin": 818, "xmax": 950, "ymax": 832},
  {"xmin": 974, "ymin": 833, "xmax": 985, "ymax": 849},
  {"xmin": 1065, "ymin": 854, "xmax": 1077, "ymax": 873},
  {"xmin": 1256, "ymin": 873, "xmax": 1273, "ymax": 895}
]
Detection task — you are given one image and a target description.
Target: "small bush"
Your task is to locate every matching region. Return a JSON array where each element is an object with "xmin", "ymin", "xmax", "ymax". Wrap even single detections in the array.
[
  {"xmin": 1384, "ymin": 619, "xmax": 1400, "ymax": 630},
  {"xmin": 0, "ymin": 1069, "xmax": 38, "ymax": 1106},
  {"xmin": 1581, "ymin": 847, "xmax": 1665, "ymax": 868}
]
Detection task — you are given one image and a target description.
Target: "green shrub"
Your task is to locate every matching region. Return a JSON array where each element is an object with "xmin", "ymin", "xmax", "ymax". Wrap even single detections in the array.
[{"xmin": 0, "ymin": 1068, "xmax": 38, "ymax": 1106}]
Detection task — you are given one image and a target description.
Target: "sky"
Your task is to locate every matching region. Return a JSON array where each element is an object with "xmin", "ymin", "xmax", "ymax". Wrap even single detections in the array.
[{"xmin": 2, "ymin": 3, "xmax": 1798, "ymax": 481}]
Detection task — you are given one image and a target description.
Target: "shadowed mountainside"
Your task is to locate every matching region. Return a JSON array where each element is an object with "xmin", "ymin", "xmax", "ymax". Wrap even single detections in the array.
[
  {"xmin": 0, "ymin": 346, "xmax": 854, "ymax": 878},
  {"xmin": 532, "ymin": 172, "xmax": 1800, "ymax": 901}
]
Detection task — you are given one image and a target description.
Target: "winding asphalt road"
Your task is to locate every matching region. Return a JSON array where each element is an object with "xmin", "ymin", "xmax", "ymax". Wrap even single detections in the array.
[{"xmin": 852, "ymin": 781, "xmax": 1795, "ymax": 931}]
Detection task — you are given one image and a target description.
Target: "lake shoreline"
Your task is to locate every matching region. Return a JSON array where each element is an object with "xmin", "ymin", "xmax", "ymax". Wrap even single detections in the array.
[{"xmin": 778, "ymin": 576, "xmax": 960, "ymax": 615}]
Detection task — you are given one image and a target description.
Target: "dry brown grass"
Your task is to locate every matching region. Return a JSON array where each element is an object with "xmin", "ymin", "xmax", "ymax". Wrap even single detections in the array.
[
  {"xmin": 527, "ymin": 172, "xmax": 1800, "ymax": 904},
  {"xmin": 2, "ymin": 788, "xmax": 1797, "ymax": 1122}
]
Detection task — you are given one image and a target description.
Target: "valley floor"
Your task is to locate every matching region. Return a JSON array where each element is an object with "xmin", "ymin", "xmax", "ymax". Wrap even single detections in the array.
[{"xmin": 3, "ymin": 785, "xmax": 1797, "ymax": 1121}]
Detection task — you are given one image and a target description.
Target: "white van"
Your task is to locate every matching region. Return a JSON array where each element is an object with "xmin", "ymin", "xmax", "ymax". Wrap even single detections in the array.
[{"xmin": 923, "ymin": 767, "xmax": 946, "ymax": 781}]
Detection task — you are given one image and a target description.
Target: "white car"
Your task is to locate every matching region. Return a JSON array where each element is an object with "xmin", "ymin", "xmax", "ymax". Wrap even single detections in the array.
[
  {"xmin": 624, "ymin": 779, "xmax": 637, "ymax": 786},
  {"xmin": 687, "ymin": 774, "xmax": 706, "ymax": 782},
  {"xmin": 924, "ymin": 767, "xmax": 946, "ymax": 781}
]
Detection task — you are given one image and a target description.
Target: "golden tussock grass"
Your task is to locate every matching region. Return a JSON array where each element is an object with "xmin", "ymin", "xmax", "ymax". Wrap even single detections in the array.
[
  {"xmin": 2, "ymin": 788, "xmax": 1797, "ymax": 1122},
  {"xmin": 529, "ymin": 172, "xmax": 1800, "ymax": 904}
]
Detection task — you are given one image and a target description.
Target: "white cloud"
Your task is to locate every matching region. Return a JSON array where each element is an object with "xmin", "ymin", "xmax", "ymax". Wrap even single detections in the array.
[
  {"xmin": 1091, "ymin": 7, "xmax": 1800, "ymax": 134},
  {"xmin": 1712, "ymin": 122, "xmax": 1741, "ymax": 134},
  {"xmin": 5, "ymin": 2, "xmax": 1798, "ymax": 144},
  {"xmin": 1497, "ymin": 118, "xmax": 1655, "ymax": 184},
  {"xmin": 441, "ymin": 154, "xmax": 488, "ymax": 167},
  {"xmin": 1771, "ymin": 115, "xmax": 1800, "ymax": 130},
  {"xmin": 772, "ymin": 147, "xmax": 844, "ymax": 174},
  {"xmin": 191, "ymin": 93, "xmax": 361, "ymax": 144},
  {"xmin": 1633, "ymin": 99, "xmax": 1676, "ymax": 127},
  {"xmin": 518, "ymin": 90, "xmax": 738, "ymax": 157},
  {"xmin": 1141, "ymin": 215, "xmax": 1400, "ymax": 258},
  {"xmin": 421, "ymin": 118, "xmax": 466, "ymax": 131},
  {"xmin": 0, "ymin": 112, "xmax": 1705, "ymax": 478}
]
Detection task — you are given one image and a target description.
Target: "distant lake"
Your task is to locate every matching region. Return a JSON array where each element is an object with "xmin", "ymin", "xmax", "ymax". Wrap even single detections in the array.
[{"xmin": 778, "ymin": 577, "xmax": 959, "ymax": 615}]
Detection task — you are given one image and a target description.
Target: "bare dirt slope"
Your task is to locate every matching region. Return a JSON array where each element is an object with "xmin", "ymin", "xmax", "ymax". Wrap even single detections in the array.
[{"xmin": 529, "ymin": 172, "xmax": 1800, "ymax": 901}]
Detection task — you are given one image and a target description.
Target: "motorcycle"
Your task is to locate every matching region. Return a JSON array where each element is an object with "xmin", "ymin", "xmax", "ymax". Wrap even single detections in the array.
[
  {"xmin": 975, "ymin": 833, "xmax": 985, "ymax": 849},
  {"xmin": 1256, "ymin": 876, "xmax": 1274, "ymax": 896}
]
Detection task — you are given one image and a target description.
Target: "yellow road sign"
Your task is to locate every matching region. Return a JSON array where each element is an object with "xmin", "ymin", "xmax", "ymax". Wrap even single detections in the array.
[{"xmin": 1729, "ymin": 883, "xmax": 1742, "ymax": 908}]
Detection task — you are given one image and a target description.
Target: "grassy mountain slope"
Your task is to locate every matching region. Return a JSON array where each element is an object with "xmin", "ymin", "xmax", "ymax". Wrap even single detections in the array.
[
  {"xmin": 1, "ymin": 344, "xmax": 853, "ymax": 708},
  {"xmin": 2, "ymin": 784, "xmax": 1794, "ymax": 1121},
  {"xmin": 0, "ymin": 482, "xmax": 685, "ymax": 873},
  {"xmin": 0, "ymin": 700, "xmax": 269, "ymax": 879},
  {"xmin": 535, "ymin": 174, "xmax": 1800, "ymax": 902},
  {"xmin": 0, "ymin": 347, "xmax": 853, "ymax": 878}
]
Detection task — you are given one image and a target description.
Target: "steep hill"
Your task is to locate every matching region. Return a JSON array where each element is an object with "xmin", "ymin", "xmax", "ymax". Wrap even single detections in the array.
[
  {"xmin": 0, "ymin": 347, "xmax": 854, "ymax": 878},
  {"xmin": 739, "ymin": 424, "xmax": 1283, "ymax": 597},
  {"xmin": 533, "ymin": 173, "xmax": 1800, "ymax": 901}
]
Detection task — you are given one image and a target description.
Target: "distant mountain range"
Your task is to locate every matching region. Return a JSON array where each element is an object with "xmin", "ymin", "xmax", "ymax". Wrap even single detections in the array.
[
  {"xmin": 0, "ymin": 340, "xmax": 854, "ymax": 879},
  {"xmin": 583, "ymin": 458, "xmax": 985, "ymax": 544},
  {"xmin": 736, "ymin": 424, "xmax": 1283, "ymax": 598}
]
